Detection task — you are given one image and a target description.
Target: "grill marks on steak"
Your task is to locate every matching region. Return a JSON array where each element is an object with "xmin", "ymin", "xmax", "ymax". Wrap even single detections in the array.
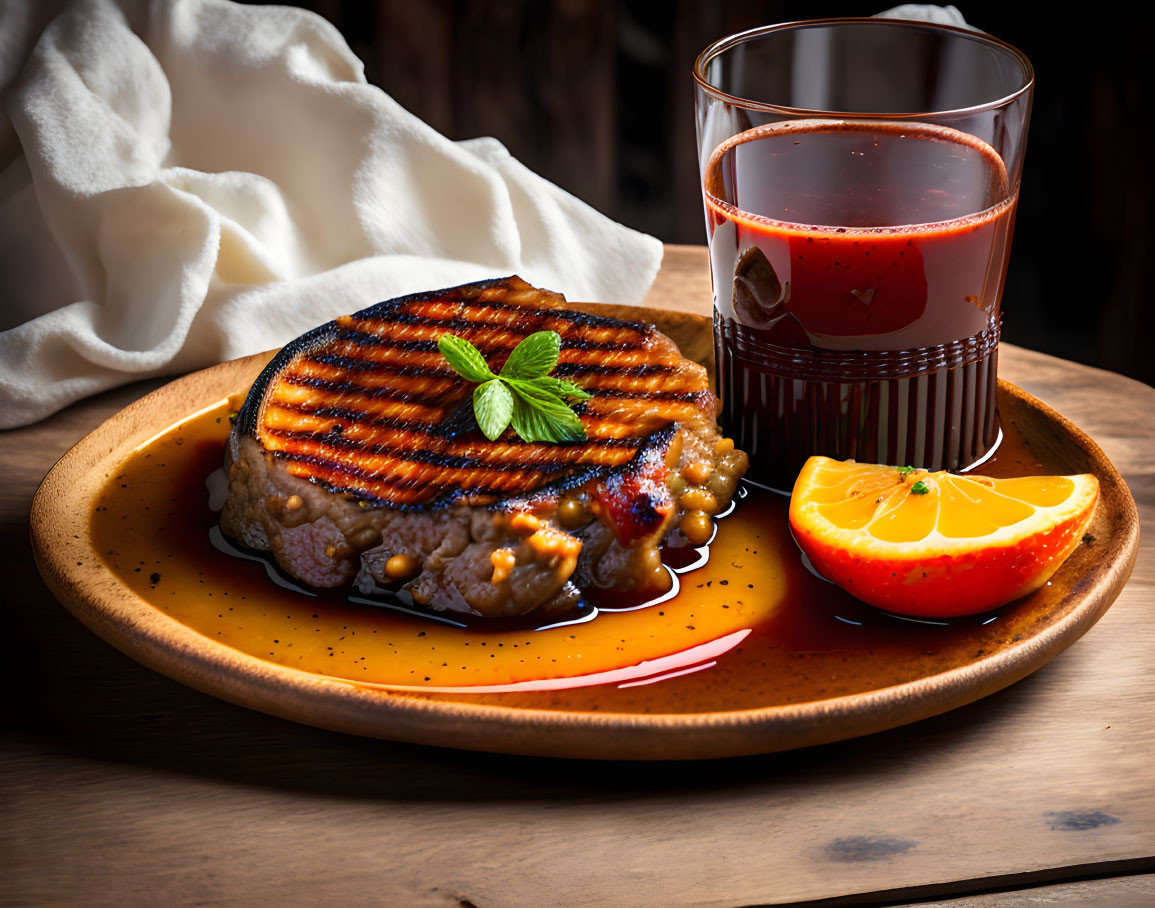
[
  {"xmin": 240, "ymin": 277, "xmax": 715, "ymax": 509},
  {"xmin": 222, "ymin": 277, "xmax": 748, "ymax": 617}
]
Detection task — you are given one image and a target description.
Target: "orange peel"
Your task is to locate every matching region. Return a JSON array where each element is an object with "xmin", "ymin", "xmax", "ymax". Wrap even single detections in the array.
[{"xmin": 788, "ymin": 457, "xmax": 1099, "ymax": 617}]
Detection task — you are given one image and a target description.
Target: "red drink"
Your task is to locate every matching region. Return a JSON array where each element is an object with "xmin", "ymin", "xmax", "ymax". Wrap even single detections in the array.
[{"xmin": 705, "ymin": 120, "xmax": 1017, "ymax": 490}]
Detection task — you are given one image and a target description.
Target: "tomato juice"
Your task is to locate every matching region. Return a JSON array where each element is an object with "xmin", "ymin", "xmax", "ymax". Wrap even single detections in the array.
[{"xmin": 705, "ymin": 120, "xmax": 1017, "ymax": 490}]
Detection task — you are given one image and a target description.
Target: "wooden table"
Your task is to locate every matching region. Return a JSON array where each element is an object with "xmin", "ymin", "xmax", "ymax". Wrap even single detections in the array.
[{"xmin": 3, "ymin": 246, "xmax": 1152, "ymax": 906}]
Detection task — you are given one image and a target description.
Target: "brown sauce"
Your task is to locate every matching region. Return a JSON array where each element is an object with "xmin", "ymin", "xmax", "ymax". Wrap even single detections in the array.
[{"xmin": 90, "ymin": 400, "xmax": 1055, "ymax": 715}]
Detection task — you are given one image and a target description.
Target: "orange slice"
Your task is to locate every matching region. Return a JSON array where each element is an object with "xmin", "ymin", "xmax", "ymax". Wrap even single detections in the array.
[{"xmin": 788, "ymin": 457, "xmax": 1100, "ymax": 617}]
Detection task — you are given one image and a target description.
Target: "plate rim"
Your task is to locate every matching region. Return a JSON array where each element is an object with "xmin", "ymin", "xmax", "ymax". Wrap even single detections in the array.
[{"xmin": 30, "ymin": 336, "xmax": 1141, "ymax": 761}]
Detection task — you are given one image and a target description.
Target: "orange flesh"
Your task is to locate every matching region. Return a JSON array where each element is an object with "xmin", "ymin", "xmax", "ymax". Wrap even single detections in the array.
[
  {"xmin": 89, "ymin": 400, "xmax": 1093, "ymax": 714},
  {"xmin": 810, "ymin": 468, "xmax": 1081, "ymax": 542}
]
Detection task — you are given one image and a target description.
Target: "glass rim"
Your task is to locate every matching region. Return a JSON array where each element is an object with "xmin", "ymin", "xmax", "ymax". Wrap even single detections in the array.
[{"xmin": 692, "ymin": 17, "xmax": 1035, "ymax": 119}]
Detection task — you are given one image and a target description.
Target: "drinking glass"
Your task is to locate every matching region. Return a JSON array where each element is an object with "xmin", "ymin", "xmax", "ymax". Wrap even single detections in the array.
[{"xmin": 694, "ymin": 18, "xmax": 1033, "ymax": 491}]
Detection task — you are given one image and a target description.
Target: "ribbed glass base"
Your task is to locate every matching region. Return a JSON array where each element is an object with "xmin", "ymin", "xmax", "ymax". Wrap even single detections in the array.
[{"xmin": 714, "ymin": 315, "xmax": 1002, "ymax": 491}]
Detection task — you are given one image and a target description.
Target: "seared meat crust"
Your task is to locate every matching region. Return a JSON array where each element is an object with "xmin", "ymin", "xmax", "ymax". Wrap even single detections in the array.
[{"xmin": 221, "ymin": 277, "xmax": 748, "ymax": 616}]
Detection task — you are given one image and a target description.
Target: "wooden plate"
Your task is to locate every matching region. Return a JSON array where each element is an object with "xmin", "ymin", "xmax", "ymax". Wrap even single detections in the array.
[{"xmin": 30, "ymin": 305, "xmax": 1139, "ymax": 760}]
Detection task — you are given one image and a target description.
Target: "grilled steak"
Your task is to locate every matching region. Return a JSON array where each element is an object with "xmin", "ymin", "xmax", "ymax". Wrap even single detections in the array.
[{"xmin": 221, "ymin": 277, "xmax": 748, "ymax": 617}]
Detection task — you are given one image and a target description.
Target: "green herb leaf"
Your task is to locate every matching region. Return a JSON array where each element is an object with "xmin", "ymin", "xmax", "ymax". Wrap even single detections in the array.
[
  {"xmin": 504, "ymin": 377, "xmax": 575, "ymax": 406},
  {"xmin": 526, "ymin": 375, "xmax": 592, "ymax": 401},
  {"xmin": 506, "ymin": 379, "xmax": 588, "ymax": 443},
  {"xmin": 910, "ymin": 480, "xmax": 930, "ymax": 495},
  {"xmin": 499, "ymin": 330, "xmax": 561, "ymax": 380},
  {"xmin": 895, "ymin": 465, "xmax": 915, "ymax": 475},
  {"xmin": 508, "ymin": 383, "xmax": 586, "ymax": 444},
  {"xmin": 438, "ymin": 334, "xmax": 497, "ymax": 384},
  {"xmin": 473, "ymin": 379, "xmax": 514, "ymax": 441},
  {"xmin": 437, "ymin": 331, "xmax": 588, "ymax": 444}
]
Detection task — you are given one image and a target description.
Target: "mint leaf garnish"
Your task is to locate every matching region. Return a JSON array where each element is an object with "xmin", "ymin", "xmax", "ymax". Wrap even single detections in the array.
[
  {"xmin": 438, "ymin": 330, "xmax": 587, "ymax": 444},
  {"xmin": 511, "ymin": 397, "xmax": 578, "ymax": 444},
  {"xmin": 473, "ymin": 379, "xmax": 514, "ymax": 441},
  {"xmin": 437, "ymin": 334, "xmax": 497, "ymax": 384},
  {"xmin": 525, "ymin": 375, "xmax": 592, "ymax": 401},
  {"xmin": 508, "ymin": 381, "xmax": 586, "ymax": 443},
  {"xmin": 499, "ymin": 330, "xmax": 560, "ymax": 380},
  {"xmin": 910, "ymin": 480, "xmax": 930, "ymax": 495}
]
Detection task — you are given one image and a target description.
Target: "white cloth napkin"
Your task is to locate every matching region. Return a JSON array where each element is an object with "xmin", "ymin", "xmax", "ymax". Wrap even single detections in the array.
[
  {"xmin": 875, "ymin": 4, "xmax": 971, "ymax": 27},
  {"xmin": 0, "ymin": 0, "xmax": 663, "ymax": 428}
]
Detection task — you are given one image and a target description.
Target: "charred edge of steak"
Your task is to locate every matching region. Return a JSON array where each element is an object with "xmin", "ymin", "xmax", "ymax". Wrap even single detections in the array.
[
  {"xmin": 235, "ymin": 276, "xmax": 685, "ymax": 512},
  {"xmin": 221, "ymin": 420, "xmax": 747, "ymax": 618},
  {"xmin": 222, "ymin": 276, "xmax": 748, "ymax": 615},
  {"xmin": 236, "ymin": 275, "xmax": 662, "ymax": 439},
  {"xmin": 239, "ymin": 422, "xmax": 679, "ymax": 515},
  {"xmin": 480, "ymin": 424, "xmax": 677, "ymax": 514}
]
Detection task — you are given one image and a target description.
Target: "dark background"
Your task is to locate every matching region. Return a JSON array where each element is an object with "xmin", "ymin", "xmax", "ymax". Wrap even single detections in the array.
[{"xmin": 270, "ymin": 1, "xmax": 1153, "ymax": 386}]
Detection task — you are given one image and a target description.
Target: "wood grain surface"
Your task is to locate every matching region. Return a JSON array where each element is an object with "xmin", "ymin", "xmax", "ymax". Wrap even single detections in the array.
[{"xmin": 3, "ymin": 246, "xmax": 1153, "ymax": 906}]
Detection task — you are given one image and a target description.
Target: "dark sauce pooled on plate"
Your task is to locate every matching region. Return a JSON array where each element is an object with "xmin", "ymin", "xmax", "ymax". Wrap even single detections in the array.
[{"xmin": 90, "ymin": 399, "xmax": 1057, "ymax": 715}]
